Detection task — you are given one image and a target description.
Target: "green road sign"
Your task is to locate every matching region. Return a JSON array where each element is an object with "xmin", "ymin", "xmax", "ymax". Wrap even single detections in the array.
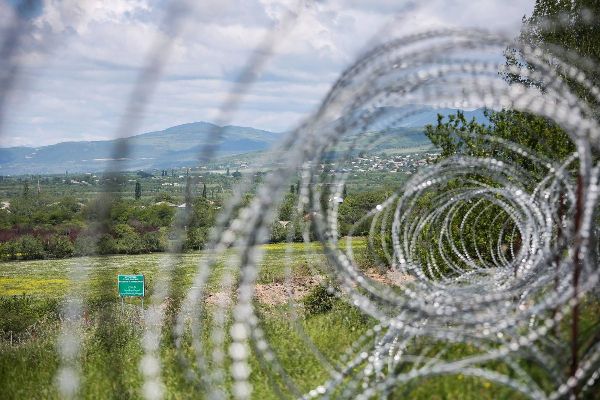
[{"xmin": 118, "ymin": 274, "xmax": 145, "ymax": 297}]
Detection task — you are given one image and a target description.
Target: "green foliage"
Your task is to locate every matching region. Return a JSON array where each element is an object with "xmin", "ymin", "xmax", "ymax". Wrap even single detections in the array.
[
  {"xmin": 16, "ymin": 235, "xmax": 45, "ymax": 260},
  {"xmin": 303, "ymin": 283, "xmax": 337, "ymax": 316},
  {"xmin": 189, "ymin": 196, "xmax": 217, "ymax": 228},
  {"xmin": 278, "ymin": 193, "xmax": 296, "ymax": 221},
  {"xmin": 337, "ymin": 191, "xmax": 389, "ymax": 236},
  {"xmin": 142, "ymin": 230, "xmax": 167, "ymax": 252},
  {"xmin": 45, "ymin": 235, "xmax": 74, "ymax": 259},
  {"xmin": 269, "ymin": 222, "xmax": 288, "ymax": 243},
  {"xmin": 424, "ymin": 109, "xmax": 574, "ymax": 166},
  {"xmin": 131, "ymin": 203, "xmax": 175, "ymax": 227},
  {"xmin": 154, "ymin": 192, "xmax": 175, "ymax": 203},
  {"xmin": 184, "ymin": 177, "xmax": 192, "ymax": 206},
  {"xmin": 184, "ymin": 227, "xmax": 208, "ymax": 250},
  {"xmin": 505, "ymin": 0, "xmax": 600, "ymax": 111},
  {"xmin": 417, "ymin": 1, "xmax": 600, "ymax": 280},
  {"xmin": 97, "ymin": 234, "xmax": 117, "ymax": 255},
  {"xmin": 113, "ymin": 224, "xmax": 144, "ymax": 255},
  {"xmin": 0, "ymin": 240, "xmax": 19, "ymax": 261},
  {"xmin": 0, "ymin": 295, "xmax": 59, "ymax": 335},
  {"xmin": 425, "ymin": 110, "xmax": 490, "ymax": 159},
  {"xmin": 0, "ymin": 209, "xmax": 10, "ymax": 229},
  {"xmin": 134, "ymin": 181, "xmax": 141, "ymax": 200},
  {"xmin": 425, "ymin": 0, "xmax": 598, "ymax": 170},
  {"xmin": 74, "ymin": 234, "xmax": 98, "ymax": 256}
]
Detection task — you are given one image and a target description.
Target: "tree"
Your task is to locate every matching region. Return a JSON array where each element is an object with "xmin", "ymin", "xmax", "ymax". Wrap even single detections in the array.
[
  {"xmin": 290, "ymin": 184, "xmax": 295, "ymax": 194},
  {"xmin": 113, "ymin": 224, "xmax": 144, "ymax": 254},
  {"xmin": 22, "ymin": 181, "xmax": 29, "ymax": 197},
  {"xmin": 189, "ymin": 196, "xmax": 216, "ymax": 228},
  {"xmin": 185, "ymin": 177, "xmax": 192, "ymax": 208},
  {"xmin": 142, "ymin": 230, "xmax": 167, "ymax": 252},
  {"xmin": 134, "ymin": 181, "xmax": 142, "ymax": 200},
  {"xmin": 184, "ymin": 227, "xmax": 208, "ymax": 250},
  {"xmin": 425, "ymin": 1, "xmax": 600, "ymax": 166},
  {"xmin": 337, "ymin": 191, "xmax": 389, "ymax": 236},
  {"xmin": 425, "ymin": 110, "xmax": 574, "ymax": 169},
  {"xmin": 226, "ymin": 167, "xmax": 230, "ymax": 176},
  {"xmin": 17, "ymin": 235, "xmax": 45, "ymax": 260},
  {"xmin": 424, "ymin": 2, "xmax": 600, "ymax": 395},
  {"xmin": 507, "ymin": 2, "xmax": 600, "ymax": 393},
  {"xmin": 202, "ymin": 183, "xmax": 207, "ymax": 198},
  {"xmin": 0, "ymin": 241, "xmax": 19, "ymax": 260},
  {"xmin": 46, "ymin": 235, "xmax": 74, "ymax": 258},
  {"xmin": 504, "ymin": 0, "xmax": 600, "ymax": 113},
  {"xmin": 278, "ymin": 193, "xmax": 296, "ymax": 221},
  {"xmin": 155, "ymin": 192, "xmax": 175, "ymax": 203}
]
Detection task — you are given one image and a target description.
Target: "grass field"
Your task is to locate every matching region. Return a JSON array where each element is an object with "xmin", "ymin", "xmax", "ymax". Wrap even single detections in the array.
[
  {"xmin": 0, "ymin": 239, "xmax": 566, "ymax": 399},
  {"xmin": 0, "ymin": 240, "xmax": 341, "ymax": 297}
]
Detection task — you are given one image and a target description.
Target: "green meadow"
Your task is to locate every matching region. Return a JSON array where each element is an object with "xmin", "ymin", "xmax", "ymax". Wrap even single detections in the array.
[{"xmin": 0, "ymin": 238, "xmax": 536, "ymax": 399}]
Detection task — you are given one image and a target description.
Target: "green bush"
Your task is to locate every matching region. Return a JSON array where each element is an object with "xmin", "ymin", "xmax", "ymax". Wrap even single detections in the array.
[
  {"xmin": 184, "ymin": 227, "xmax": 208, "ymax": 250},
  {"xmin": 16, "ymin": 235, "xmax": 45, "ymax": 260},
  {"xmin": 303, "ymin": 283, "xmax": 337, "ymax": 316},
  {"xmin": 142, "ymin": 231, "xmax": 167, "ymax": 252},
  {"xmin": 46, "ymin": 235, "xmax": 74, "ymax": 258},
  {"xmin": 0, "ymin": 240, "xmax": 19, "ymax": 260},
  {"xmin": 97, "ymin": 234, "xmax": 117, "ymax": 255},
  {"xmin": 74, "ymin": 234, "xmax": 98, "ymax": 256},
  {"xmin": 113, "ymin": 224, "xmax": 144, "ymax": 254},
  {"xmin": 0, "ymin": 295, "xmax": 59, "ymax": 335},
  {"xmin": 189, "ymin": 197, "xmax": 217, "ymax": 228},
  {"xmin": 269, "ymin": 222, "xmax": 288, "ymax": 243}
]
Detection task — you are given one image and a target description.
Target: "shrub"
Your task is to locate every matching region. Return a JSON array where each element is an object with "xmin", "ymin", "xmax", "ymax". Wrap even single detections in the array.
[
  {"xmin": 142, "ymin": 231, "xmax": 167, "ymax": 252},
  {"xmin": 0, "ymin": 295, "xmax": 59, "ymax": 335},
  {"xmin": 184, "ymin": 227, "xmax": 208, "ymax": 250},
  {"xmin": 303, "ymin": 282, "xmax": 338, "ymax": 316},
  {"xmin": 0, "ymin": 240, "xmax": 19, "ymax": 260},
  {"xmin": 145, "ymin": 203, "xmax": 175, "ymax": 226},
  {"xmin": 97, "ymin": 234, "xmax": 117, "ymax": 255},
  {"xmin": 16, "ymin": 235, "xmax": 45, "ymax": 260},
  {"xmin": 46, "ymin": 235, "xmax": 74, "ymax": 258},
  {"xmin": 154, "ymin": 192, "xmax": 175, "ymax": 203},
  {"xmin": 269, "ymin": 222, "xmax": 288, "ymax": 243},
  {"xmin": 290, "ymin": 217, "xmax": 308, "ymax": 242},
  {"xmin": 74, "ymin": 234, "xmax": 98, "ymax": 256},
  {"xmin": 114, "ymin": 224, "xmax": 144, "ymax": 254}
]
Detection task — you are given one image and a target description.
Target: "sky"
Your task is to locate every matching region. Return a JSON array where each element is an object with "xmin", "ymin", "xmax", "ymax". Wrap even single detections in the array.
[{"xmin": 0, "ymin": 0, "xmax": 535, "ymax": 148}]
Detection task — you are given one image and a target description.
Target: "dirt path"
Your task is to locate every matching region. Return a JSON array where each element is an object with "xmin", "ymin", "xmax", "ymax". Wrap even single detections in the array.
[{"xmin": 205, "ymin": 269, "xmax": 413, "ymax": 306}]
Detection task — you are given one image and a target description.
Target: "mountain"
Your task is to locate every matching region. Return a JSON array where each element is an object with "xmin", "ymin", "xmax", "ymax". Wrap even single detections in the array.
[
  {"xmin": 329, "ymin": 105, "xmax": 490, "ymax": 156},
  {"xmin": 0, "ymin": 106, "xmax": 489, "ymax": 175},
  {"xmin": 0, "ymin": 122, "xmax": 283, "ymax": 175},
  {"xmin": 377, "ymin": 105, "xmax": 489, "ymax": 128}
]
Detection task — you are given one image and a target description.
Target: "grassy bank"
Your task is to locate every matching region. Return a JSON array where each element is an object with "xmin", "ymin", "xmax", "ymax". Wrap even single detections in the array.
[{"xmin": 0, "ymin": 238, "xmax": 585, "ymax": 399}]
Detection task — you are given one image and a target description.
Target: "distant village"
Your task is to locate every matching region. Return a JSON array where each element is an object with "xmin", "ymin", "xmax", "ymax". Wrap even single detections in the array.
[
  {"xmin": 0, "ymin": 151, "xmax": 440, "ymax": 195},
  {"xmin": 330, "ymin": 152, "xmax": 439, "ymax": 174}
]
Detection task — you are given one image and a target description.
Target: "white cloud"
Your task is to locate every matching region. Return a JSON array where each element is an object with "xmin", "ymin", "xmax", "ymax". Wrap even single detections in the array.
[{"xmin": 0, "ymin": 0, "xmax": 535, "ymax": 147}]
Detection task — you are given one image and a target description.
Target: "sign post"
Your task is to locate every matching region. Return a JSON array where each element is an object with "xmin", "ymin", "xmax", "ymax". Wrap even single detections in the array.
[{"xmin": 118, "ymin": 274, "xmax": 145, "ymax": 316}]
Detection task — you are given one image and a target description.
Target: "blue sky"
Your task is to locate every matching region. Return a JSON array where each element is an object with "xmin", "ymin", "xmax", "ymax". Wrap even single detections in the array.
[{"xmin": 0, "ymin": 0, "xmax": 534, "ymax": 147}]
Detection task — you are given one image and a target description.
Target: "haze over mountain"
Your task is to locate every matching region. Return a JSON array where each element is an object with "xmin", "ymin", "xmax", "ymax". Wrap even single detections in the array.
[
  {"xmin": 0, "ymin": 123, "xmax": 282, "ymax": 175},
  {"xmin": 0, "ymin": 107, "xmax": 489, "ymax": 175}
]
